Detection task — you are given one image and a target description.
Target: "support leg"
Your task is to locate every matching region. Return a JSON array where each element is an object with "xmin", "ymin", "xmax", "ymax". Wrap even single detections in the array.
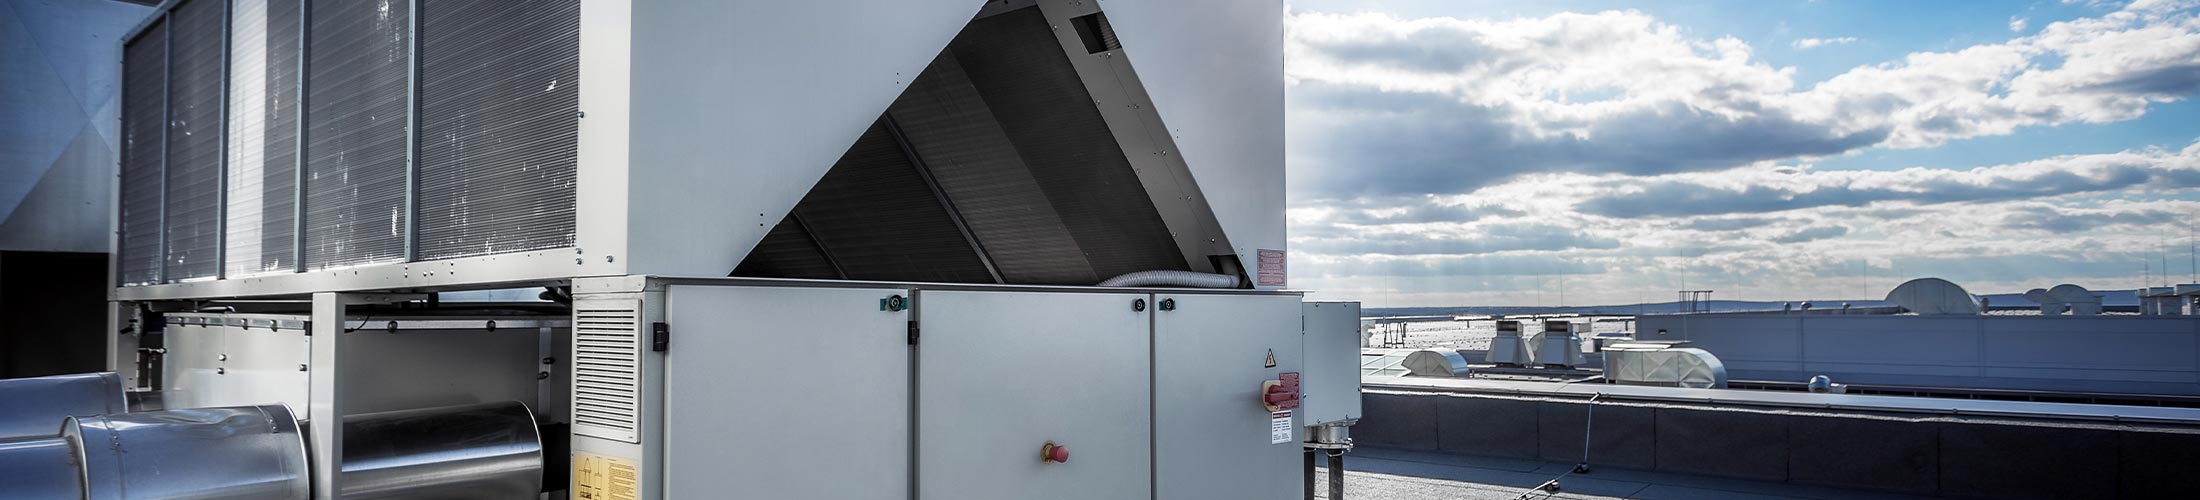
[
  {"xmin": 1327, "ymin": 449, "xmax": 1345, "ymax": 500},
  {"xmin": 309, "ymin": 292, "xmax": 350, "ymax": 500},
  {"xmin": 1304, "ymin": 448, "xmax": 1316, "ymax": 500}
]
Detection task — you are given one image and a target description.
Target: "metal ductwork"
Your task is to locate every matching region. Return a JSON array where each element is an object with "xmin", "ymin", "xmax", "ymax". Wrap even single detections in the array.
[
  {"xmin": 0, "ymin": 398, "xmax": 543, "ymax": 500},
  {"xmin": 1604, "ymin": 343, "xmax": 1728, "ymax": 389},
  {"xmin": 0, "ymin": 372, "xmax": 126, "ymax": 439},
  {"xmin": 1401, "ymin": 350, "xmax": 1471, "ymax": 377},
  {"xmin": 1095, "ymin": 270, "xmax": 1240, "ymax": 288}
]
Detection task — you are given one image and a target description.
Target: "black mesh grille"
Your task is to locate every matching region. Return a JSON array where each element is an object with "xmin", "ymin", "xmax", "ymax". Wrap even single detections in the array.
[
  {"xmin": 260, "ymin": 0, "xmax": 303, "ymax": 273},
  {"xmin": 945, "ymin": 7, "xmax": 1185, "ymax": 279},
  {"xmin": 886, "ymin": 52, "xmax": 1098, "ymax": 284},
  {"xmin": 729, "ymin": 216, "xmax": 841, "ymax": 280},
  {"xmin": 416, "ymin": 0, "xmax": 580, "ymax": 260},
  {"xmin": 165, "ymin": 0, "xmax": 226, "ymax": 281},
  {"xmin": 120, "ymin": 21, "xmax": 167, "ymax": 285},
  {"xmin": 304, "ymin": 0, "xmax": 411, "ymax": 270},
  {"xmin": 734, "ymin": 6, "xmax": 1188, "ymax": 284},
  {"xmin": 795, "ymin": 122, "xmax": 996, "ymax": 283}
]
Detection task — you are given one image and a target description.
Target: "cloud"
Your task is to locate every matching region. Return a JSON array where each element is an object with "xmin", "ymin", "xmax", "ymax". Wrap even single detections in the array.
[
  {"xmin": 1772, "ymin": 225, "xmax": 1851, "ymax": 243},
  {"xmin": 1997, "ymin": 203, "xmax": 2191, "ymax": 232},
  {"xmin": 1572, "ymin": 139, "xmax": 2200, "ymax": 218},
  {"xmin": 2011, "ymin": 16, "xmax": 2030, "ymax": 32},
  {"xmin": 1792, "ymin": 37, "xmax": 1859, "ymax": 49},
  {"xmin": 1286, "ymin": 3, "xmax": 2200, "ymax": 197}
]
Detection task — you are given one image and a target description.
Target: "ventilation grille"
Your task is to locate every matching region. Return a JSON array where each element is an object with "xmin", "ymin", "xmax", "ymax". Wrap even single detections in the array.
[
  {"xmin": 226, "ymin": 0, "xmax": 302, "ymax": 277},
  {"xmin": 120, "ymin": 21, "xmax": 167, "ymax": 285},
  {"xmin": 166, "ymin": 0, "xmax": 226, "ymax": 281},
  {"xmin": 573, "ymin": 303, "xmax": 642, "ymax": 443},
  {"xmin": 304, "ymin": 0, "xmax": 410, "ymax": 270},
  {"xmin": 416, "ymin": 0, "xmax": 580, "ymax": 260},
  {"xmin": 1070, "ymin": 12, "xmax": 1121, "ymax": 54}
]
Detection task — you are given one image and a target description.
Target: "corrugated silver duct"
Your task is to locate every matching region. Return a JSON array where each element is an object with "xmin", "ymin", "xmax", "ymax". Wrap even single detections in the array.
[
  {"xmin": 416, "ymin": 0, "xmax": 581, "ymax": 261},
  {"xmin": 119, "ymin": 20, "xmax": 166, "ymax": 285},
  {"xmin": 1604, "ymin": 344, "xmax": 1728, "ymax": 389},
  {"xmin": 73, "ymin": 404, "xmax": 313, "ymax": 500},
  {"xmin": 1094, "ymin": 270, "xmax": 1239, "ymax": 288},
  {"xmin": 163, "ymin": 0, "xmax": 227, "ymax": 281},
  {"xmin": 339, "ymin": 401, "xmax": 545, "ymax": 499},
  {"xmin": 0, "ymin": 372, "xmax": 125, "ymax": 439},
  {"xmin": 303, "ymin": 0, "xmax": 411, "ymax": 270}
]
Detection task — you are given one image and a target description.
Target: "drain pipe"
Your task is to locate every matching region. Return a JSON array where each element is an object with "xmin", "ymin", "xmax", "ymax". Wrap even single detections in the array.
[{"xmin": 1095, "ymin": 270, "xmax": 1241, "ymax": 288}]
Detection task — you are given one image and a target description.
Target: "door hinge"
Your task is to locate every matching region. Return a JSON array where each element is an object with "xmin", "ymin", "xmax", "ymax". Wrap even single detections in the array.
[
  {"xmin": 651, "ymin": 322, "xmax": 670, "ymax": 352},
  {"xmin": 907, "ymin": 320, "xmax": 920, "ymax": 345}
]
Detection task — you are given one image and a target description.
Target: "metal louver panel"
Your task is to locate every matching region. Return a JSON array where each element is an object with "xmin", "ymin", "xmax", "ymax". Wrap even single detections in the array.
[
  {"xmin": 165, "ymin": 0, "xmax": 227, "ymax": 281},
  {"xmin": 120, "ymin": 21, "xmax": 167, "ymax": 285},
  {"xmin": 416, "ymin": 0, "xmax": 580, "ymax": 260},
  {"xmin": 226, "ymin": 0, "xmax": 301, "ymax": 277},
  {"xmin": 304, "ymin": 0, "xmax": 410, "ymax": 270},
  {"xmin": 572, "ymin": 302, "xmax": 642, "ymax": 443},
  {"xmin": 259, "ymin": 0, "xmax": 304, "ymax": 273},
  {"xmin": 730, "ymin": 216, "xmax": 842, "ymax": 279}
]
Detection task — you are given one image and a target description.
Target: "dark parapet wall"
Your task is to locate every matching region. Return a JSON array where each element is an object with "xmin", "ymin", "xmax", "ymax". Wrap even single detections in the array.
[{"xmin": 1356, "ymin": 390, "xmax": 2200, "ymax": 499}]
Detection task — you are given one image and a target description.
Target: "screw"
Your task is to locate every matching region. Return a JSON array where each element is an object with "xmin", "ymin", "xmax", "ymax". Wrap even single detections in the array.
[
  {"xmin": 298, "ymin": 364, "xmax": 308, "ymax": 372},
  {"xmin": 218, "ymin": 353, "xmax": 228, "ymax": 361},
  {"xmin": 542, "ymin": 357, "xmax": 556, "ymax": 365},
  {"xmin": 536, "ymin": 371, "xmax": 551, "ymax": 380},
  {"xmin": 216, "ymin": 367, "xmax": 226, "ymax": 375}
]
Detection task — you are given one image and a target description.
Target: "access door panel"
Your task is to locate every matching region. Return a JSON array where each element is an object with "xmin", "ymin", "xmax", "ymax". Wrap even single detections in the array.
[
  {"xmin": 1155, "ymin": 293, "xmax": 1304, "ymax": 500},
  {"xmin": 918, "ymin": 291, "xmax": 1151, "ymax": 500},
  {"xmin": 664, "ymin": 285, "xmax": 913, "ymax": 500}
]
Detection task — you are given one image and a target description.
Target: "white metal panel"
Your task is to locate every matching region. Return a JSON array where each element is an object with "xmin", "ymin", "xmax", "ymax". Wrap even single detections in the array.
[
  {"xmin": 1093, "ymin": 0, "xmax": 1286, "ymax": 284},
  {"xmin": 662, "ymin": 285, "xmax": 912, "ymax": 500},
  {"xmin": 161, "ymin": 323, "xmax": 225, "ymax": 409},
  {"xmin": 918, "ymin": 290, "xmax": 1150, "ymax": 500},
  {"xmin": 1154, "ymin": 293, "xmax": 1302, "ymax": 500},
  {"xmin": 1301, "ymin": 301, "xmax": 1362, "ymax": 425},
  {"xmin": 220, "ymin": 326, "xmax": 310, "ymax": 409},
  {"xmin": 622, "ymin": 0, "xmax": 986, "ymax": 277}
]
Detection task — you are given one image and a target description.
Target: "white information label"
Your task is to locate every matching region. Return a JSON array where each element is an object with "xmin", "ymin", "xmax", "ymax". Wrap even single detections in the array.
[{"xmin": 1270, "ymin": 410, "xmax": 1293, "ymax": 444}]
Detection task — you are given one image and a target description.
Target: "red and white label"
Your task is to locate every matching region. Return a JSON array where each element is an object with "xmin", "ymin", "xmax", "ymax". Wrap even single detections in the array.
[
  {"xmin": 1270, "ymin": 410, "xmax": 1294, "ymax": 444},
  {"xmin": 1256, "ymin": 249, "xmax": 1287, "ymax": 287}
]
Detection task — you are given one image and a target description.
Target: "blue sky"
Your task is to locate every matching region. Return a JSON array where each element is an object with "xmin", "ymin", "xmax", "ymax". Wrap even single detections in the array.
[{"xmin": 1283, "ymin": 0, "xmax": 2200, "ymax": 306}]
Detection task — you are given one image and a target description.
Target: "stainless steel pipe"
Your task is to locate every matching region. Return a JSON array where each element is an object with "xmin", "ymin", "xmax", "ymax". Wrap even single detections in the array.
[
  {"xmin": 0, "ymin": 372, "xmax": 126, "ymax": 438},
  {"xmin": 339, "ymin": 401, "xmax": 544, "ymax": 499},
  {"xmin": 72, "ymin": 404, "xmax": 314, "ymax": 500}
]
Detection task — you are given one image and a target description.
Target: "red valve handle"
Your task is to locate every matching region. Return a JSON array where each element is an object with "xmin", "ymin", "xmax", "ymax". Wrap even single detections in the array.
[{"xmin": 1042, "ymin": 442, "xmax": 1069, "ymax": 464}]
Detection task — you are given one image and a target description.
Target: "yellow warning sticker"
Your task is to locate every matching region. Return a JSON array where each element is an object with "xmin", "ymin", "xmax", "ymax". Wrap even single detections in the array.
[{"xmin": 574, "ymin": 451, "xmax": 639, "ymax": 500}]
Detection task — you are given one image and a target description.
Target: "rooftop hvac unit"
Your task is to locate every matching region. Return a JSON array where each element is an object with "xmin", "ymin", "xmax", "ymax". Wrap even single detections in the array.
[
  {"xmin": 1487, "ymin": 320, "xmax": 1534, "ymax": 366},
  {"xmin": 1537, "ymin": 320, "xmax": 1586, "ymax": 369},
  {"xmin": 1604, "ymin": 343, "xmax": 1727, "ymax": 389}
]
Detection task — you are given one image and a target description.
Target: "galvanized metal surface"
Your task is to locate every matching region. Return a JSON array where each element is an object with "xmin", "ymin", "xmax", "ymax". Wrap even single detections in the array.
[
  {"xmin": 0, "ymin": 372, "xmax": 127, "ymax": 439},
  {"xmin": 1301, "ymin": 302, "xmax": 1365, "ymax": 426},
  {"xmin": 918, "ymin": 290, "xmax": 1152, "ymax": 500},
  {"xmin": 1402, "ymin": 350, "xmax": 1472, "ymax": 377},
  {"xmin": 0, "ymin": 433, "xmax": 88, "ymax": 499},
  {"xmin": 1153, "ymin": 293, "xmax": 1304, "ymax": 500},
  {"xmin": 339, "ymin": 401, "xmax": 544, "ymax": 499},
  {"xmin": 661, "ymin": 285, "xmax": 912, "ymax": 499},
  {"xmin": 1605, "ymin": 346, "xmax": 1728, "ymax": 389},
  {"xmin": 73, "ymin": 404, "xmax": 312, "ymax": 500}
]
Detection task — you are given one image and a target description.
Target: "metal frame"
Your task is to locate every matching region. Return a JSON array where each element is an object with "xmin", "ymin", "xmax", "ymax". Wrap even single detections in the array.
[{"xmin": 215, "ymin": 0, "xmax": 231, "ymax": 279}]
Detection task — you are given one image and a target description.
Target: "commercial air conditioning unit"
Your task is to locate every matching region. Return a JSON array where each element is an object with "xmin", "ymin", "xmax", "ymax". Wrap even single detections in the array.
[{"xmin": 82, "ymin": 0, "xmax": 1353, "ymax": 499}]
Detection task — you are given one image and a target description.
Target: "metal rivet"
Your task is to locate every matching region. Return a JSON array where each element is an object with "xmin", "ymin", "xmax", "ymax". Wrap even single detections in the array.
[
  {"xmin": 536, "ymin": 371, "xmax": 551, "ymax": 380},
  {"xmin": 298, "ymin": 364, "xmax": 308, "ymax": 372},
  {"xmin": 216, "ymin": 367, "xmax": 227, "ymax": 375},
  {"xmin": 542, "ymin": 357, "xmax": 556, "ymax": 365}
]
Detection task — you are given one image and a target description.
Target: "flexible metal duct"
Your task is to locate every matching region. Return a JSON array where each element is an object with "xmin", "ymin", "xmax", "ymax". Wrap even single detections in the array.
[
  {"xmin": 1401, "ymin": 350, "xmax": 1471, "ymax": 377},
  {"xmin": 1095, "ymin": 270, "xmax": 1240, "ymax": 288},
  {"xmin": 0, "ymin": 372, "xmax": 126, "ymax": 439},
  {"xmin": 340, "ymin": 401, "xmax": 544, "ymax": 499}
]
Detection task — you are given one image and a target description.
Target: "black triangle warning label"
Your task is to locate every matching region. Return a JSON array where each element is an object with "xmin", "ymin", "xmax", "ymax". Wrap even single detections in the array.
[{"xmin": 1265, "ymin": 349, "xmax": 1277, "ymax": 368}]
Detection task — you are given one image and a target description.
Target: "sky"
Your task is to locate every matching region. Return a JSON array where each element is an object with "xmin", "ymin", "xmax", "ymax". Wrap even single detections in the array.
[{"xmin": 1284, "ymin": 0, "xmax": 2200, "ymax": 307}]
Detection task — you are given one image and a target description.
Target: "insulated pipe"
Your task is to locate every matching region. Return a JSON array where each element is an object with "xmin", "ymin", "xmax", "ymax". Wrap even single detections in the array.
[
  {"xmin": 0, "ymin": 372, "xmax": 127, "ymax": 439},
  {"xmin": 1095, "ymin": 270, "xmax": 1241, "ymax": 288},
  {"xmin": 340, "ymin": 401, "xmax": 544, "ymax": 499}
]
